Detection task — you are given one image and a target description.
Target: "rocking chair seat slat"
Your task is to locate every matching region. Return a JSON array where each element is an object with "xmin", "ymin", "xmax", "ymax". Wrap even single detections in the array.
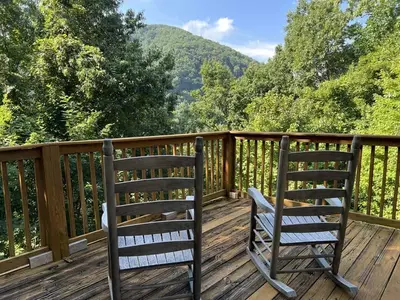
[
  {"xmin": 258, "ymin": 213, "xmax": 338, "ymax": 245},
  {"xmin": 118, "ymin": 231, "xmax": 194, "ymax": 271}
]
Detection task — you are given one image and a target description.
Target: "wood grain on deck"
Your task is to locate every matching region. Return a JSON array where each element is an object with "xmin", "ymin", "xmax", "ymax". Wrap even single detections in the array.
[{"xmin": 0, "ymin": 197, "xmax": 399, "ymax": 300}]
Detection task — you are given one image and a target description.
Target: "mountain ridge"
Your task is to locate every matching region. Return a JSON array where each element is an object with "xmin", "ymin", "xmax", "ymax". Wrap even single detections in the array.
[{"xmin": 135, "ymin": 24, "xmax": 256, "ymax": 100}]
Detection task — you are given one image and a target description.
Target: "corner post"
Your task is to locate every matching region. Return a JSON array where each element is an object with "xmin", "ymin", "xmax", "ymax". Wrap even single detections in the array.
[
  {"xmin": 223, "ymin": 132, "xmax": 236, "ymax": 196},
  {"xmin": 41, "ymin": 144, "xmax": 69, "ymax": 261}
]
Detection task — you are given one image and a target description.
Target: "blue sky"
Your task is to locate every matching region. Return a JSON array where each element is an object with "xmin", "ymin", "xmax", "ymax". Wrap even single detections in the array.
[{"xmin": 120, "ymin": 0, "xmax": 297, "ymax": 61}]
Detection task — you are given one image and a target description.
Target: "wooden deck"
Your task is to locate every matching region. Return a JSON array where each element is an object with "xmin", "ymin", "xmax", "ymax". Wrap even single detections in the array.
[{"xmin": 1, "ymin": 197, "xmax": 399, "ymax": 300}]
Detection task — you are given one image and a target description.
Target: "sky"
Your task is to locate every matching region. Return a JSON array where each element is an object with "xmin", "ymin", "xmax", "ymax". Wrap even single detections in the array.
[{"xmin": 120, "ymin": 0, "xmax": 297, "ymax": 62}]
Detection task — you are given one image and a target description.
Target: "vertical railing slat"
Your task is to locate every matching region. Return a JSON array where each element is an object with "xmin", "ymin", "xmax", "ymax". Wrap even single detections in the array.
[
  {"xmin": 246, "ymin": 140, "xmax": 250, "ymax": 194},
  {"xmin": 303, "ymin": 143, "xmax": 309, "ymax": 188},
  {"xmin": 140, "ymin": 147, "xmax": 148, "ymax": 201},
  {"xmin": 34, "ymin": 158, "xmax": 47, "ymax": 246},
  {"xmin": 17, "ymin": 160, "xmax": 31, "ymax": 251},
  {"xmin": 157, "ymin": 145, "xmax": 165, "ymax": 200},
  {"xmin": 216, "ymin": 140, "xmax": 220, "ymax": 191},
  {"xmin": 261, "ymin": 141, "xmax": 266, "ymax": 195},
  {"xmin": 313, "ymin": 143, "xmax": 319, "ymax": 189},
  {"xmin": 2, "ymin": 162, "xmax": 15, "ymax": 257},
  {"xmin": 239, "ymin": 139, "xmax": 243, "ymax": 197},
  {"xmin": 131, "ymin": 148, "xmax": 139, "ymax": 203},
  {"xmin": 89, "ymin": 152, "xmax": 100, "ymax": 228},
  {"xmin": 149, "ymin": 147, "xmax": 157, "ymax": 200},
  {"xmin": 392, "ymin": 147, "xmax": 400, "ymax": 219},
  {"xmin": 76, "ymin": 154, "xmax": 88, "ymax": 233},
  {"xmin": 353, "ymin": 146, "xmax": 362, "ymax": 212},
  {"xmin": 210, "ymin": 140, "xmax": 215, "ymax": 193},
  {"xmin": 63, "ymin": 155, "xmax": 76, "ymax": 237},
  {"xmin": 333, "ymin": 144, "xmax": 340, "ymax": 188},
  {"xmin": 324, "ymin": 143, "xmax": 329, "ymax": 187},
  {"xmin": 268, "ymin": 141, "xmax": 274, "ymax": 197},
  {"xmin": 166, "ymin": 144, "xmax": 172, "ymax": 200},
  {"xmin": 367, "ymin": 145, "xmax": 375, "ymax": 215},
  {"xmin": 294, "ymin": 142, "xmax": 300, "ymax": 189},
  {"xmin": 253, "ymin": 140, "xmax": 258, "ymax": 189},
  {"xmin": 204, "ymin": 141, "xmax": 209, "ymax": 195},
  {"xmin": 379, "ymin": 146, "xmax": 388, "ymax": 217}
]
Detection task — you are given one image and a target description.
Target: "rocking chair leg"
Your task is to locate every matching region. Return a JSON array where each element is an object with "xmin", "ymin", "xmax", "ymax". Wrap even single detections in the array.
[
  {"xmin": 311, "ymin": 246, "xmax": 358, "ymax": 297},
  {"xmin": 247, "ymin": 247, "xmax": 297, "ymax": 298}
]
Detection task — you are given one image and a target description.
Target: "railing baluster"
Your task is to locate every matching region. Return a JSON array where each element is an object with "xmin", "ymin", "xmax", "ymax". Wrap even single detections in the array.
[
  {"xmin": 131, "ymin": 148, "xmax": 139, "ymax": 204},
  {"xmin": 246, "ymin": 140, "xmax": 250, "ymax": 194},
  {"xmin": 380, "ymin": 146, "xmax": 389, "ymax": 217},
  {"xmin": 157, "ymin": 145, "xmax": 164, "ymax": 200},
  {"xmin": 149, "ymin": 147, "xmax": 157, "ymax": 200},
  {"xmin": 2, "ymin": 162, "xmax": 15, "ymax": 257},
  {"xmin": 393, "ymin": 147, "xmax": 400, "ymax": 219},
  {"xmin": 303, "ymin": 143, "xmax": 309, "ymax": 188},
  {"xmin": 239, "ymin": 139, "xmax": 243, "ymax": 197},
  {"xmin": 334, "ymin": 144, "xmax": 340, "ymax": 188},
  {"xmin": 216, "ymin": 140, "xmax": 220, "ymax": 191},
  {"xmin": 295, "ymin": 142, "xmax": 300, "ymax": 189},
  {"xmin": 313, "ymin": 143, "xmax": 319, "ymax": 189},
  {"xmin": 268, "ymin": 141, "xmax": 274, "ymax": 197},
  {"xmin": 354, "ymin": 146, "xmax": 362, "ymax": 212},
  {"xmin": 179, "ymin": 144, "xmax": 186, "ymax": 198},
  {"xmin": 63, "ymin": 155, "xmax": 76, "ymax": 237},
  {"xmin": 324, "ymin": 143, "xmax": 330, "ymax": 187},
  {"xmin": 34, "ymin": 158, "xmax": 47, "ymax": 246},
  {"xmin": 76, "ymin": 154, "xmax": 88, "ymax": 233},
  {"xmin": 172, "ymin": 144, "xmax": 179, "ymax": 198},
  {"xmin": 165, "ymin": 144, "xmax": 172, "ymax": 199},
  {"xmin": 205, "ymin": 141, "xmax": 209, "ymax": 195},
  {"xmin": 210, "ymin": 140, "xmax": 215, "ymax": 193},
  {"xmin": 367, "ymin": 145, "xmax": 375, "ymax": 215},
  {"xmin": 253, "ymin": 140, "xmax": 258, "ymax": 189},
  {"xmin": 140, "ymin": 147, "xmax": 148, "ymax": 201},
  {"xmin": 89, "ymin": 152, "xmax": 100, "ymax": 228},
  {"xmin": 17, "ymin": 160, "xmax": 31, "ymax": 251},
  {"xmin": 261, "ymin": 140, "xmax": 266, "ymax": 195}
]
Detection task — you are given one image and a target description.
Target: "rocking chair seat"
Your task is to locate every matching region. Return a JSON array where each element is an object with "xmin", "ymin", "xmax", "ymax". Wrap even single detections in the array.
[
  {"xmin": 118, "ymin": 230, "xmax": 194, "ymax": 271},
  {"xmin": 257, "ymin": 213, "xmax": 338, "ymax": 245}
]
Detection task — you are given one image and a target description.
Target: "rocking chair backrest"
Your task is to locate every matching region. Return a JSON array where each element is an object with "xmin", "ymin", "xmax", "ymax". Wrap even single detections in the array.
[
  {"xmin": 273, "ymin": 135, "xmax": 361, "ymax": 249},
  {"xmin": 103, "ymin": 137, "xmax": 203, "ymax": 293}
]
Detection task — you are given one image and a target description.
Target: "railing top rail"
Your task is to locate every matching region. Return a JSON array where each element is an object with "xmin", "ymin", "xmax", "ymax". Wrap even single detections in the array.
[
  {"xmin": 0, "ymin": 131, "xmax": 230, "ymax": 156},
  {"xmin": 230, "ymin": 131, "xmax": 400, "ymax": 146}
]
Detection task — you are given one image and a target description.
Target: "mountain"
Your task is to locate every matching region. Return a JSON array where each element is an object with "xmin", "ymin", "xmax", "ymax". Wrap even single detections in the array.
[{"xmin": 135, "ymin": 24, "xmax": 256, "ymax": 100}]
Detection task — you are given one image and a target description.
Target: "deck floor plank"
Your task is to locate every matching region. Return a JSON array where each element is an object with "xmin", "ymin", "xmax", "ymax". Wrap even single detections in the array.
[{"xmin": 1, "ymin": 197, "xmax": 400, "ymax": 300}]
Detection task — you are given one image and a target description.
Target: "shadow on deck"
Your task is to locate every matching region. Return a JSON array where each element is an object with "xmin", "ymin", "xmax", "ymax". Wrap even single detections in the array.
[{"xmin": 0, "ymin": 197, "xmax": 399, "ymax": 300}]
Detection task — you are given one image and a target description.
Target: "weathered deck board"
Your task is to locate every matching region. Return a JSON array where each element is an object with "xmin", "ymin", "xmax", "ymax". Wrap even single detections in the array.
[{"xmin": 1, "ymin": 197, "xmax": 400, "ymax": 300}]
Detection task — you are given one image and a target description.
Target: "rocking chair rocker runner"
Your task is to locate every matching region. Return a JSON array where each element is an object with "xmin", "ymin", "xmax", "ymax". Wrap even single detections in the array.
[
  {"xmin": 102, "ymin": 137, "xmax": 203, "ymax": 300},
  {"xmin": 247, "ymin": 135, "xmax": 361, "ymax": 298}
]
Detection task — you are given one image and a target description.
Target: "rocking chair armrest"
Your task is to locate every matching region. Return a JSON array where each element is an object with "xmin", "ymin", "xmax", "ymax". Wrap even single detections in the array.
[
  {"xmin": 248, "ymin": 187, "xmax": 275, "ymax": 214},
  {"xmin": 316, "ymin": 185, "xmax": 343, "ymax": 206},
  {"xmin": 101, "ymin": 203, "xmax": 108, "ymax": 233}
]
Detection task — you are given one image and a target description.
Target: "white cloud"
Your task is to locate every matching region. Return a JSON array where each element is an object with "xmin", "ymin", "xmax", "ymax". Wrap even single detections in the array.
[
  {"xmin": 227, "ymin": 41, "xmax": 277, "ymax": 62},
  {"xmin": 182, "ymin": 17, "xmax": 234, "ymax": 42}
]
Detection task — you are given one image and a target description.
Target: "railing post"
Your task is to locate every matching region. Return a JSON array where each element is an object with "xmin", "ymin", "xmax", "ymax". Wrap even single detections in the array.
[
  {"xmin": 41, "ymin": 144, "xmax": 70, "ymax": 260},
  {"xmin": 223, "ymin": 132, "xmax": 236, "ymax": 196}
]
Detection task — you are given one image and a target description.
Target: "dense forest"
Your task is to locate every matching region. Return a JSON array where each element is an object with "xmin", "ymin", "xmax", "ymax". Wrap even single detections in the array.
[{"xmin": 1, "ymin": 0, "xmax": 400, "ymax": 257}]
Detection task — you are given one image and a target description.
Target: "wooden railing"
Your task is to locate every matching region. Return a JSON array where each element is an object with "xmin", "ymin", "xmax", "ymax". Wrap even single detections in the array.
[
  {"xmin": 0, "ymin": 132, "xmax": 229, "ymax": 273},
  {"xmin": 230, "ymin": 131, "xmax": 400, "ymax": 228},
  {"xmin": 0, "ymin": 131, "xmax": 399, "ymax": 274}
]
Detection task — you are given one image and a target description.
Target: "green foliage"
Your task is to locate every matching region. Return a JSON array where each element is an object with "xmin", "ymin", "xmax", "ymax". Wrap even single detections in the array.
[{"xmin": 0, "ymin": 0, "xmax": 176, "ymax": 257}]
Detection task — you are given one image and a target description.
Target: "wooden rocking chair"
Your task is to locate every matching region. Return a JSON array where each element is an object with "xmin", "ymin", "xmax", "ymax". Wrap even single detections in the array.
[
  {"xmin": 247, "ymin": 135, "xmax": 361, "ymax": 298},
  {"xmin": 101, "ymin": 137, "xmax": 203, "ymax": 300}
]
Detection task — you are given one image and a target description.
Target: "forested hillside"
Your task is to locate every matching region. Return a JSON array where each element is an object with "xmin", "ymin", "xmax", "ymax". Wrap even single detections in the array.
[{"xmin": 136, "ymin": 24, "xmax": 255, "ymax": 99}]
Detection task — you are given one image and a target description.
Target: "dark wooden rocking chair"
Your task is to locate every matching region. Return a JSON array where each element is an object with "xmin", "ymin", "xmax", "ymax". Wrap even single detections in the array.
[
  {"xmin": 247, "ymin": 135, "xmax": 361, "ymax": 298},
  {"xmin": 101, "ymin": 137, "xmax": 203, "ymax": 300}
]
